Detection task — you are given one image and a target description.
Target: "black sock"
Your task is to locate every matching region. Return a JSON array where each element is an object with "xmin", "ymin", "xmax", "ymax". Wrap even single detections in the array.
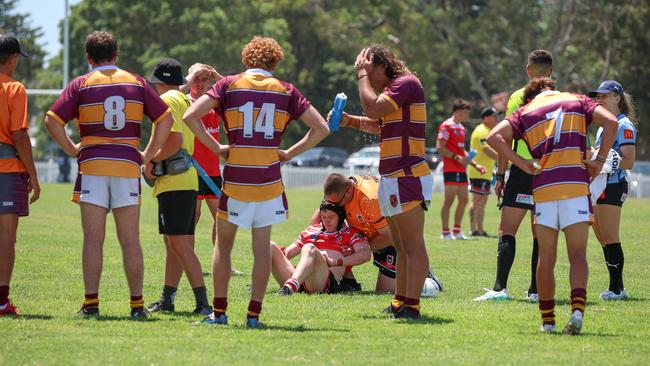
[
  {"xmin": 606, "ymin": 243, "xmax": 624, "ymax": 294},
  {"xmin": 192, "ymin": 286, "xmax": 210, "ymax": 308},
  {"xmin": 161, "ymin": 285, "xmax": 177, "ymax": 305},
  {"xmin": 528, "ymin": 238, "xmax": 539, "ymax": 294},
  {"xmin": 494, "ymin": 235, "xmax": 516, "ymax": 291}
]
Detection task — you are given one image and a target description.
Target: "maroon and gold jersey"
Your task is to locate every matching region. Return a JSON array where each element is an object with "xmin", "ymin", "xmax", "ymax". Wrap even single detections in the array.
[
  {"xmin": 378, "ymin": 74, "xmax": 431, "ymax": 178},
  {"xmin": 293, "ymin": 224, "xmax": 367, "ymax": 253},
  {"xmin": 507, "ymin": 91, "xmax": 598, "ymax": 203},
  {"xmin": 207, "ymin": 69, "xmax": 310, "ymax": 201},
  {"xmin": 47, "ymin": 65, "xmax": 170, "ymax": 179},
  {"xmin": 437, "ymin": 118, "xmax": 467, "ymax": 173}
]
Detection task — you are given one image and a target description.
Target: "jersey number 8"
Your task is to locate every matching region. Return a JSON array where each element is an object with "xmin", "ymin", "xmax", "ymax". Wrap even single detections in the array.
[{"xmin": 103, "ymin": 95, "xmax": 127, "ymax": 131}]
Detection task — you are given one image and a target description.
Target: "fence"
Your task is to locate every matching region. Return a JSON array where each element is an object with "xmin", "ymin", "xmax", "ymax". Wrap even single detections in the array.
[{"xmin": 34, "ymin": 160, "xmax": 650, "ymax": 198}]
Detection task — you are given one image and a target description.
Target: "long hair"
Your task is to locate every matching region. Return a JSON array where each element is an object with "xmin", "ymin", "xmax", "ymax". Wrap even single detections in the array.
[
  {"xmin": 620, "ymin": 93, "xmax": 637, "ymax": 123},
  {"xmin": 368, "ymin": 44, "xmax": 410, "ymax": 79},
  {"xmin": 523, "ymin": 77, "xmax": 557, "ymax": 104}
]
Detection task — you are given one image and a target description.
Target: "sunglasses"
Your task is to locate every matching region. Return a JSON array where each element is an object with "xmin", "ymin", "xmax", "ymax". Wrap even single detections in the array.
[{"xmin": 324, "ymin": 186, "xmax": 351, "ymax": 205}]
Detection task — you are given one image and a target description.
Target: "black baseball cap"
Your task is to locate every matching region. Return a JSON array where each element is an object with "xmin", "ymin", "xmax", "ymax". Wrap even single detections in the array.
[
  {"xmin": 0, "ymin": 34, "xmax": 29, "ymax": 57},
  {"xmin": 588, "ymin": 80, "xmax": 624, "ymax": 97},
  {"xmin": 480, "ymin": 106, "xmax": 497, "ymax": 118},
  {"xmin": 147, "ymin": 58, "xmax": 184, "ymax": 85}
]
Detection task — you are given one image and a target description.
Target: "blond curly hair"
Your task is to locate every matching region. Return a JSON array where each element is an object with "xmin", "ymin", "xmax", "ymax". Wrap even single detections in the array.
[{"xmin": 241, "ymin": 36, "xmax": 284, "ymax": 71}]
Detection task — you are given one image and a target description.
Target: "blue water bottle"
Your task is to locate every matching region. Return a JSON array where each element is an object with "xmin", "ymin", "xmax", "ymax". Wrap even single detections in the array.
[
  {"xmin": 467, "ymin": 150, "xmax": 477, "ymax": 161},
  {"xmin": 329, "ymin": 93, "xmax": 347, "ymax": 132}
]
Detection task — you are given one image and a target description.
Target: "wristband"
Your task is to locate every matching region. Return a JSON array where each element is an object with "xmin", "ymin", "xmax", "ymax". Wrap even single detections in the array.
[
  {"xmin": 358, "ymin": 74, "xmax": 368, "ymax": 80},
  {"xmin": 451, "ymin": 153, "xmax": 457, "ymax": 161},
  {"xmin": 595, "ymin": 154, "xmax": 607, "ymax": 162},
  {"xmin": 348, "ymin": 116, "xmax": 361, "ymax": 130},
  {"xmin": 495, "ymin": 173, "xmax": 506, "ymax": 181},
  {"xmin": 336, "ymin": 258, "xmax": 344, "ymax": 267}
]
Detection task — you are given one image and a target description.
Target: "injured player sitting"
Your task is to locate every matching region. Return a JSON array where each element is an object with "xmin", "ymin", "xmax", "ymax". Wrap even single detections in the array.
[{"xmin": 271, "ymin": 201, "xmax": 372, "ymax": 295}]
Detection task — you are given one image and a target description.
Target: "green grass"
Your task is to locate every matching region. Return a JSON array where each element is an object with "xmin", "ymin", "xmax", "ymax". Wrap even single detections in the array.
[{"xmin": 2, "ymin": 183, "xmax": 650, "ymax": 365}]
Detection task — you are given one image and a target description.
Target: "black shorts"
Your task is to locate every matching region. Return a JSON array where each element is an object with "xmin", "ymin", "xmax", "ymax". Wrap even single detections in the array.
[
  {"xmin": 501, "ymin": 165, "xmax": 534, "ymax": 210},
  {"xmin": 157, "ymin": 190, "xmax": 198, "ymax": 235},
  {"xmin": 197, "ymin": 175, "xmax": 223, "ymax": 200},
  {"xmin": 443, "ymin": 172, "xmax": 468, "ymax": 186},
  {"xmin": 373, "ymin": 246, "xmax": 397, "ymax": 279},
  {"xmin": 301, "ymin": 271, "xmax": 339, "ymax": 294},
  {"xmin": 0, "ymin": 172, "xmax": 28, "ymax": 216},
  {"xmin": 596, "ymin": 181, "xmax": 628, "ymax": 207},
  {"xmin": 470, "ymin": 178, "xmax": 491, "ymax": 195}
]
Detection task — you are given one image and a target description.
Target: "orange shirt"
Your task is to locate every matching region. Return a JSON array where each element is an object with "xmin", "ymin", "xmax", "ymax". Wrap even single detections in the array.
[
  {"xmin": 344, "ymin": 175, "xmax": 388, "ymax": 241},
  {"xmin": 0, "ymin": 73, "xmax": 28, "ymax": 173}
]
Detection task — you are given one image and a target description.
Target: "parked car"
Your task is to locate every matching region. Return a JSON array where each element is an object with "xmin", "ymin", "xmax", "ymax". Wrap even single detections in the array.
[
  {"xmin": 286, "ymin": 147, "xmax": 348, "ymax": 167},
  {"xmin": 344, "ymin": 146, "xmax": 380, "ymax": 170}
]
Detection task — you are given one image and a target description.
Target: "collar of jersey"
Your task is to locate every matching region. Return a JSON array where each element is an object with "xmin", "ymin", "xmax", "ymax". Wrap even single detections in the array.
[
  {"xmin": 92, "ymin": 65, "xmax": 118, "ymax": 71},
  {"xmin": 537, "ymin": 90, "xmax": 560, "ymax": 98},
  {"xmin": 246, "ymin": 68, "xmax": 272, "ymax": 77}
]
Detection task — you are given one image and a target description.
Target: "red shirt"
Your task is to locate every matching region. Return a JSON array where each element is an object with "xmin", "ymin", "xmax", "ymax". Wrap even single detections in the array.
[
  {"xmin": 293, "ymin": 224, "xmax": 367, "ymax": 253},
  {"xmin": 437, "ymin": 117, "xmax": 466, "ymax": 173},
  {"xmin": 189, "ymin": 94, "xmax": 221, "ymax": 176}
]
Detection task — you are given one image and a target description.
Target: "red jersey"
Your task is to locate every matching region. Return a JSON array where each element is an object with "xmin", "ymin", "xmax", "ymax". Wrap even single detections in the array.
[
  {"xmin": 293, "ymin": 224, "xmax": 367, "ymax": 253},
  {"xmin": 437, "ymin": 117, "xmax": 467, "ymax": 173},
  {"xmin": 189, "ymin": 94, "xmax": 221, "ymax": 176}
]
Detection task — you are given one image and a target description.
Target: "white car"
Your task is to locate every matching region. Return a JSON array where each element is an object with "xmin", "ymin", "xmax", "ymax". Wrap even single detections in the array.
[{"xmin": 344, "ymin": 146, "xmax": 380, "ymax": 170}]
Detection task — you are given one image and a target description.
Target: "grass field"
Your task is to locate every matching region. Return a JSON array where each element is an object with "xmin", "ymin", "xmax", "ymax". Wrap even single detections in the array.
[{"xmin": 2, "ymin": 183, "xmax": 650, "ymax": 365}]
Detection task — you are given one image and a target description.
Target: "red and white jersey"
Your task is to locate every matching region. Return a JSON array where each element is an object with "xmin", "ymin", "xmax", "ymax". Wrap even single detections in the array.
[
  {"xmin": 293, "ymin": 224, "xmax": 367, "ymax": 253},
  {"xmin": 188, "ymin": 93, "xmax": 221, "ymax": 176},
  {"xmin": 437, "ymin": 117, "xmax": 466, "ymax": 173}
]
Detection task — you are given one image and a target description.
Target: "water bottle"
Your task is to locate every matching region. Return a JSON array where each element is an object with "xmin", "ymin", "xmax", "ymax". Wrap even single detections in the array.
[
  {"xmin": 467, "ymin": 150, "xmax": 477, "ymax": 161},
  {"xmin": 329, "ymin": 93, "xmax": 347, "ymax": 132}
]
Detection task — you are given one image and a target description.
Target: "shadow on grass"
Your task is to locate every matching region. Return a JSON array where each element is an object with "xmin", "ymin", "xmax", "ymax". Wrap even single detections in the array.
[
  {"xmin": 5, "ymin": 314, "xmax": 53, "ymax": 320},
  {"xmin": 522, "ymin": 330, "xmax": 618, "ymax": 337},
  {"xmin": 513, "ymin": 299, "xmax": 598, "ymax": 306},
  {"xmin": 198, "ymin": 323, "xmax": 349, "ymax": 333},
  {"xmin": 72, "ymin": 315, "xmax": 162, "ymax": 322},
  {"xmin": 360, "ymin": 313, "xmax": 454, "ymax": 325}
]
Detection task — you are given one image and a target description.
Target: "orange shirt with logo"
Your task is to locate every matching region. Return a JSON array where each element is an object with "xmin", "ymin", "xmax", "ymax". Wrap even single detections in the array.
[{"xmin": 0, "ymin": 74, "xmax": 28, "ymax": 173}]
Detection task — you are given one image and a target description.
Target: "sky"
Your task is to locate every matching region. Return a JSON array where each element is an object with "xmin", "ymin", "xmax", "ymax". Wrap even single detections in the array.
[{"xmin": 14, "ymin": 0, "xmax": 81, "ymax": 60}]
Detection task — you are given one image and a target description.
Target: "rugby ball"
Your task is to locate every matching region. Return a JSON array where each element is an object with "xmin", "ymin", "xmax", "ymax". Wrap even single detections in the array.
[{"xmin": 421, "ymin": 277, "xmax": 440, "ymax": 298}]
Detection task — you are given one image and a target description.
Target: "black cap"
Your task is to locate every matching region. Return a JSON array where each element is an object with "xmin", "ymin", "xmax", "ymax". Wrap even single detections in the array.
[
  {"xmin": 480, "ymin": 106, "xmax": 497, "ymax": 118},
  {"xmin": 0, "ymin": 34, "xmax": 29, "ymax": 57},
  {"xmin": 147, "ymin": 58, "xmax": 184, "ymax": 85}
]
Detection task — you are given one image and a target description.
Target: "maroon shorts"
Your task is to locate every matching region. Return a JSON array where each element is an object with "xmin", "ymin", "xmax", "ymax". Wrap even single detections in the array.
[{"xmin": 0, "ymin": 172, "xmax": 29, "ymax": 216}]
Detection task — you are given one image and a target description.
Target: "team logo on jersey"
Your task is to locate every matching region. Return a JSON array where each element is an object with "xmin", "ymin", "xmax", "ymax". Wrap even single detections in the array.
[
  {"xmin": 515, "ymin": 194, "xmax": 534, "ymax": 205},
  {"xmin": 357, "ymin": 214, "xmax": 365, "ymax": 223},
  {"xmin": 624, "ymin": 129, "xmax": 634, "ymax": 139},
  {"xmin": 336, "ymin": 234, "xmax": 342, "ymax": 242},
  {"xmin": 390, "ymin": 194, "xmax": 398, "ymax": 207}
]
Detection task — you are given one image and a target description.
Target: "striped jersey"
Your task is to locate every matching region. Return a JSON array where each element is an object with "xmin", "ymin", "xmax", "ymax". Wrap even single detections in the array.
[
  {"xmin": 293, "ymin": 224, "xmax": 367, "ymax": 254},
  {"xmin": 47, "ymin": 65, "xmax": 171, "ymax": 178},
  {"xmin": 507, "ymin": 91, "xmax": 599, "ymax": 203},
  {"xmin": 437, "ymin": 118, "xmax": 467, "ymax": 173},
  {"xmin": 206, "ymin": 69, "xmax": 310, "ymax": 201},
  {"xmin": 378, "ymin": 74, "xmax": 431, "ymax": 178}
]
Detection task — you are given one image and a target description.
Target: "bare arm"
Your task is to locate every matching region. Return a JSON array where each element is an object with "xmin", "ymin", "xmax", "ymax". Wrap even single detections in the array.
[
  {"xmin": 142, "ymin": 113, "xmax": 173, "ymax": 164},
  {"xmin": 151, "ymin": 131, "xmax": 183, "ymax": 162},
  {"xmin": 11, "ymin": 129, "xmax": 40, "ymax": 203},
  {"xmin": 370, "ymin": 225, "xmax": 394, "ymax": 251},
  {"xmin": 279, "ymin": 105, "xmax": 329, "ymax": 161},
  {"xmin": 487, "ymin": 120, "xmax": 539, "ymax": 175},
  {"xmin": 340, "ymin": 240, "xmax": 372, "ymax": 267},
  {"xmin": 283, "ymin": 242, "xmax": 301, "ymax": 260},
  {"xmin": 619, "ymin": 145, "xmax": 635, "ymax": 170},
  {"xmin": 338, "ymin": 113, "xmax": 382, "ymax": 135},
  {"xmin": 183, "ymin": 94, "xmax": 223, "ymax": 156},
  {"xmin": 355, "ymin": 48, "xmax": 399, "ymax": 119},
  {"xmin": 586, "ymin": 105, "xmax": 619, "ymax": 177},
  {"xmin": 482, "ymin": 145, "xmax": 498, "ymax": 160},
  {"xmin": 44, "ymin": 116, "xmax": 78, "ymax": 157}
]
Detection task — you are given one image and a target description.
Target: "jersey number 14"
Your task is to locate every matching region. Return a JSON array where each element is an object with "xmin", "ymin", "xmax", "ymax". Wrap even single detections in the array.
[{"xmin": 238, "ymin": 102, "xmax": 276, "ymax": 139}]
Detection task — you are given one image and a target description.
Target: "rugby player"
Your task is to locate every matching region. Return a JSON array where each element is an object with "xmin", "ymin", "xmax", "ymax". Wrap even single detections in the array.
[
  {"xmin": 272, "ymin": 201, "xmax": 371, "ymax": 295},
  {"xmin": 437, "ymin": 99, "xmax": 485, "ymax": 240},
  {"xmin": 0, "ymin": 34, "xmax": 40, "ymax": 316},
  {"xmin": 185, "ymin": 37, "xmax": 329, "ymax": 328},
  {"xmin": 336, "ymin": 45, "xmax": 433, "ymax": 319},
  {"xmin": 468, "ymin": 107, "xmax": 498, "ymax": 237},
  {"xmin": 45, "ymin": 31, "xmax": 173, "ymax": 319},
  {"xmin": 475, "ymin": 50, "xmax": 553, "ymax": 302},
  {"xmin": 589, "ymin": 80, "xmax": 637, "ymax": 301},
  {"xmin": 319, "ymin": 174, "xmax": 443, "ymax": 294},
  {"xmin": 487, "ymin": 77, "xmax": 618, "ymax": 334},
  {"xmin": 144, "ymin": 58, "xmax": 212, "ymax": 316}
]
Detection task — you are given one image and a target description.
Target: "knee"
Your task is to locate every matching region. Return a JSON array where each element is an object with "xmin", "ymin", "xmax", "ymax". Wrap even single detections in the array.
[{"xmin": 302, "ymin": 244, "xmax": 317, "ymax": 256}]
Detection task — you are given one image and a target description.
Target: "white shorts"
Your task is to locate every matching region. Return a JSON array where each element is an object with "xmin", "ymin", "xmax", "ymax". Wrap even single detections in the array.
[
  {"xmin": 534, "ymin": 196, "xmax": 591, "ymax": 231},
  {"xmin": 217, "ymin": 192, "xmax": 288, "ymax": 229},
  {"xmin": 76, "ymin": 174, "xmax": 140, "ymax": 211},
  {"xmin": 378, "ymin": 173, "xmax": 433, "ymax": 217}
]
